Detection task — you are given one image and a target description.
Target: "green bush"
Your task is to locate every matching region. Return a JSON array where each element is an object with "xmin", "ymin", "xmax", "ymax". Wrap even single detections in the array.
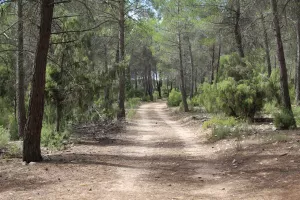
[
  {"xmin": 263, "ymin": 101, "xmax": 278, "ymax": 115},
  {"xmin": 0, "ymin": 126, "xmax": 10, "ymax": 149},
  {"xmin": 274, "ymin": 109, "xmax": 296, "ymax": 130},
  {"xmin": 127, "ymin": 89, "xmax": 144, "ymax": 98},
  {"xmin": 209, "ymin": 125, "xmax": 232, "ymax": 142},
  {"xmin": 41, "ymin": 123, "xmax": 70, "ymax": 150},
  {"xmin": 167, "ymin": 89, "xmax": 182, "ymax": 107},
  {"xmin": 126, "ymin": 98, "xmax": 141, "ymax": 109},
  {"xmin": 202, "ymin": 116, "xmax": 238, "ymax": 129},
  {"xmin": 153, "ymin": 91, "xmax": 159, "ymax": 101},
  {"xmin": 126, "ymin": 98, "xmax": 141, "ymax": 119},
  {"xmin": 195, "ymin": 77, "xmax": 265, "ymax": 120},
  {"xmin": 9, "ymin": 116, "xmax": 19, "ymax": 140}
]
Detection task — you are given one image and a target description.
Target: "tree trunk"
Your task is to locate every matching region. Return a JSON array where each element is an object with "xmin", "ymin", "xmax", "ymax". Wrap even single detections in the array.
[
  {"xmin": 187, "ymin": 36, "xmax": 194, "ymax": 99},
  {"xmin": 270, "ymin": 0, "xmax": 295, "ymax": 123},
  {"xmin": 194, "ymin": 68, "xmax": 198, "ymax": 93},
  {"xmin": 16, "ymin": 0, "xmax": 26, "ymax": 138},
  {"xmin": 215, "ymin": 39, "xmax": 221, "ymax": 84},
  {"xmin": 178, "ymin": 31, "xmax": 189, "ymax": 112},
  {"xmin": 23, "ymin": 0, "xmax": 54, "ymax": 163},
  {"xmin": 147, "ymin": 63, "xmax": 153, "ymax": 101},
  {"xmin": 55, "ymin": 100, "xmax": 61, "ymax": 132},
  {"xmin": 260, "ymin": 12, "xmax": 272, "ymax": 77},
  {"xmin": 210, "ymin": 44, "xmax": 215, "ymax": 84},
  {"xmin": 295, "ymin": 0, "xmax": 300, "ymax": 104},
  {"xmin": 117, "ymin": 0, "xmax": 126, "ymax": 120},
  {"xmin": 234, "ymin": 0, "xmax": 245, "ymax": 58}
]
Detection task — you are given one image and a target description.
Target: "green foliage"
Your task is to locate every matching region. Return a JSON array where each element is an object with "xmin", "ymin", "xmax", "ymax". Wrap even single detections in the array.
[
  {"xmin": 0, "ymin": 126, "xmax": 10, "ymax": 149},
  {"xmin": 126, "ymin": 98, "xmax": 141, "ymax": 119},
  {"xmin": 202, "ymin": 116, "xmax": 238, "ymax": 129},
  {"xmin": 274, "ymin": 109, "xmax": 296, "ymax": 130},
  {"xmin": 167, "ymin": 89, "xmax": 182, "ymax": 107},
  {"xmin": 4, "ymin": 143, "xmax": 22, "ymax": 158},
  {"xmin": 292, "ymin": 106, "xmax": 300, "ymax": 126},
  {"xmin": 265, "ymin": 69, "xmax": 281, "ymax": 105},
  {"xmin": 263, "ymin": 101, "xmax": 278, "ymax": 115},
  {"xmin": 209, "ymin": 126, "xmax": 232, "ymax": 142},
  {"xmin": 8, "ymin": 116, "xmax": 18, "ymax": 141},
  {"xmin": 196, "ymin": 78, "xmax": 265, "ymax": 120},
  {"xmin": 127, "ymin": 89, "xmax": 144, "ymax": 98},
  {"xmin": 141, "ymin": 95, "xmax": 151, "ymax": 102},
  {"xmin": 41, "ymin": 123, "xmax": 70, "ymax": 150},
  {"xmin": 153, "ymin": 91, "xmax": 159, "ymax": 101}
]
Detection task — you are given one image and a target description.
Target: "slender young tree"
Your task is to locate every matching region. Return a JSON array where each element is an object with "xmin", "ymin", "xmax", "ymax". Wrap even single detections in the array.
[
  {"xmin": 23, "ymin": 0, "xmax": 54, "ymax": 162},
  {"xmin": 16, "ymin": 0, "xmax": 26, "ymax": 137},
  {"xmin": 117, "ymin": 0, "xmax": 126, "ymax": 120}
]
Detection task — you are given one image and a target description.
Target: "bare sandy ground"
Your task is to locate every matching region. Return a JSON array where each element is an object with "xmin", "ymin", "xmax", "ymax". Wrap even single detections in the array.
[{"xmin": 1, "ymin": 102, "xmax": 300, "ymax": 200}]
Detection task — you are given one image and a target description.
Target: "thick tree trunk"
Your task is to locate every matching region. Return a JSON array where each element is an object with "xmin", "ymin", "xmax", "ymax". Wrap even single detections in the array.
[
  {"xmin": 234, "ymin": 0, "xmax": 244, "ymax": 58},
  {"xmin": 295, "ymin": 0, "xmax": 300, "ymax": 104},
  {"xmin": 270, "ymin": 0, "xmax": 295, "ymax": 124},
  {"xmin": 23, "ymin": 0, "xmax": 54, "ymax": 163},
  {"xmin": 117, "ymin": 0, "xmax": 126, "ymax": 120},
  {"xmin": 260, "ymin": 12, "xmax": 272, "ymax": 77},
  {"xmin": 17, "ymin": 0, "xmax": 26, "ymax": 138}
]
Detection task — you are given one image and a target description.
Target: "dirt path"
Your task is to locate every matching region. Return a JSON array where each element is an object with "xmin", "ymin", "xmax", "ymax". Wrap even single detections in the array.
[{"xmin": 1, "ymin": 102, "xmax": 299, "ymax": 199}]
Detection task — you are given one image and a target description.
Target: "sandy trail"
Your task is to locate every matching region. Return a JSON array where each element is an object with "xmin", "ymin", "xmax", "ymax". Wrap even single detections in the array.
[{"xmin": 0, "ymin": 102, "xmax": 293, "ymax": 200}]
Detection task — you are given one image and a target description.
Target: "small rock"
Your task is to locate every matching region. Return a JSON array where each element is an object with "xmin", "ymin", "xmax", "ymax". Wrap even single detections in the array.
[
  {"xmin": 29, "ymin": 162, "xmax": 36, "ymax": 165},
  {"xmin": 168, "ymin": 184, "xmax": 172, "ymax": 186},
  {"xmin": 45, "ymin": 168, "xmax": 49, "ymax": 171},
  {"xmin": 89, "ymin": 188, "xmax": 92, "ymax": 191},
  {"xmin": 222, "ymin": 188, "xmax": 225, "ymax": 190},
  {"xmin": 22, "ymin": 161, "xmax": 27, "ymax": 166},
  {"xmin": 232, "ymin": 159, "xmax": 237, "ymax": 164}
]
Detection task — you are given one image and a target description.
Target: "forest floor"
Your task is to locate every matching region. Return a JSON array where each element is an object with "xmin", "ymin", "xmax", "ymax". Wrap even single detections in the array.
[{"xmin": 1, "ymin": 101, "xmax": 300, "ymax": 200}]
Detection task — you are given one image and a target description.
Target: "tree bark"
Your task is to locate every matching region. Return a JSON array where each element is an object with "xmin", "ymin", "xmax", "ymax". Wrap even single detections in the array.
[
  {"xmin": 215, "ymin": 39, "xmax": 221, "ymax": 84},
  {"xmin": 187, "ymin": 37, "xmax": 194, "ymax": 99},
  {"xmin": 117, "ymin": 0, "xmax": 126, "ymax": 120},
  {"xmin": 17, "ymin": 0, "xmax": 26, "ymax": 138},
  {"xmin": 270, "ymin": 0, "xmax": 295, "ymax": 125},
  {"xmin": 23, "ymin": 0, "xmax": 54, "ymax": 163},
  {"xmin": 295, "ymin": 0, "xmax": 300, "ymax": 104},
  {"xmin": 260, "ymin": 12, "xmax": 272, "ymax": 77},
  {"xmin": 178, "ymin": 31, "xmax": 189, "ymax": 112},
  {"xmin": 234, "ymin": 0, "xmax": 245, "ymax": 58},
  {"xmin": 210, "ymin": 44, "xmax": 215, "ymax": 84}
]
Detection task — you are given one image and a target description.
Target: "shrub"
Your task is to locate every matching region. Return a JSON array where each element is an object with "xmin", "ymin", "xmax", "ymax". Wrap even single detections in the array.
[
  {"xmin": 127, "ymin": 89, "xmax": 144, "ymax": 98},
  {"xmin": 153, "ymin": 91, "xmax": 159, "ymax": 101},
  {"xmin": 41, "ymin": 123, "xmax": 70, "ymax": 150},
  {"xmin": 126, "ymin": 98, "xmax": 141, "ymax": 109},
  {"xmin": 9, "ymin": 116, "xmax": 19, "ymax": 140},
  {"xmin": 202, "ymin": 116, "xmax": 238, "ymax": 129},
  {"xmin": 126, "ymin": 98, "xmax": 141, "ymax": 119},
  {"xmin": 274, "ymin": 109, "xmax": 296, "ymax": 130},
  {"xmin": 0, "ymin": 126, "xmax": 10, "ymax": 149},
  {"xmin": 195, "ymin": 77, "xmax": 265, "ymax": 120},
  {"xmin": 167, "ymin": 89, "xmax": 182, "ymax": 107},
  {"xmin": 209, "ymin": 125, "xmax": 232, "ymax": 141}
]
